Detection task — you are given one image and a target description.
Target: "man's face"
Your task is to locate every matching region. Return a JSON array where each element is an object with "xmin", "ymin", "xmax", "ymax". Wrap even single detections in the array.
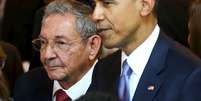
[
  {"xmin": 92, "ymin": 0, "xmax": 142, "ymax": 49},
  {"xmin": 40, "ymin": 14, "xmax": 91, "ymax": 81}
]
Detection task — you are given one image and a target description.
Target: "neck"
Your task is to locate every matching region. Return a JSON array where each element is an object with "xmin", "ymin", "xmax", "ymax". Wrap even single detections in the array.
[
  {"xmin": 123, "ymin": 16, "xmax": 157, "ymax": 55},
  {"xmin": 58, "ymin": 60, "xmax": 95, "ymax": 89}
]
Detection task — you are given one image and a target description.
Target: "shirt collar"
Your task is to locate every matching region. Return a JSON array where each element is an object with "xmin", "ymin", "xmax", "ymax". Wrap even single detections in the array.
[
  {"xmin": 53, "ymin": 59, "xmax": 98, "ymax": 100},
  {"xmin": 121, "ymin": 25, "xmax": 160, "ymax": 77}
]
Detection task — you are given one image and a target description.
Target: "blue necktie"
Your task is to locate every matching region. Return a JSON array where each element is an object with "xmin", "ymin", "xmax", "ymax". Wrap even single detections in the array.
[{"xmin": 118, "ymin": 60, "xmax": 132, "ymax": 101}]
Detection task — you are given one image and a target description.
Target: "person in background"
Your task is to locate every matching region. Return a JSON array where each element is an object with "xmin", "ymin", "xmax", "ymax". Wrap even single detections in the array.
[
  {"xmin": 0, "ymin": 41, "xmax": 24, "ymax": 97},
  {"xmin": 0, "ymin": 45, "xmax": 10, "ymax": 101},
  {"xmin": 0, "ymin": 70, "xmax": 10, "ymax": 101},
  {"xmin": 0, "ymin": 0, "xmax": 24, "ymax": 98},
  {"xmin": 91, "ymin": 0, "xmax": 201, "ymax": 100},
  {"xmin": 188, "ymin": 0, "xmax": 201, "ymax": 58},
  {"xmin": 14, "ymin": 0, "xmax": 102, "ymax": 101}
]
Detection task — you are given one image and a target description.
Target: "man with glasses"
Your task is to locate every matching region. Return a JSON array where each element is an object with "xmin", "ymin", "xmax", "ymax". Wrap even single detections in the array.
[{"xmin": 14, "ymin": 0, "xmax": 102, "ymax": 101}]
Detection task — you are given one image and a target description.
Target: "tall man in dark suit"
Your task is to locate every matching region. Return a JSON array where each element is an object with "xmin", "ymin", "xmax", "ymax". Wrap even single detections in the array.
[
  {"xmin": 91, "ymin": 0, "xmax": 201, "ymax": 100},
  {"xmin": 14, "ymin": 0, "xmax": 102, "ymax": 101}
]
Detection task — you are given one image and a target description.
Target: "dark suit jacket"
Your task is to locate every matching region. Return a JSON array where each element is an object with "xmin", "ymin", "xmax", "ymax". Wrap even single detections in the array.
[
  {"xmin": 14, "ymin": 68, "xmax": 53, "ymax": 101},
  {"xmin": 92, "ymin": 32, "xmax": 201, "ymax": 101},
  {"xmin": 14, "ymin": 67, "xmax": 113, "ymax": 101}
]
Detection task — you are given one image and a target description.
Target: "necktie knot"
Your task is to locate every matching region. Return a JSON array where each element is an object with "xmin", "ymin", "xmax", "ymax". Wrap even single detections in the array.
[
  {"xmin": 122, "ymin": 60, "xmax": 132, "ymax": 77},
  {"xmin": 55, "ymin": 89, "xmax": 71, "ymax": 101}
]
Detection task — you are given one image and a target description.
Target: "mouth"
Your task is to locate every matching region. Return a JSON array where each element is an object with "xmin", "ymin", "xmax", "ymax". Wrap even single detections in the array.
[
  {"xmin": 44, "ymin": 61, "xmax": 65, "ymax": 70},
  {"xmin": 45, "ymin": 65, "xmax": 65, "ymax": 71}
]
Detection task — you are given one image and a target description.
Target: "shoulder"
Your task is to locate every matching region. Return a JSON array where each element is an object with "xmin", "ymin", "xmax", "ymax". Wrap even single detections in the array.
[
  {"xmin": 160, "ymin": 33, "xmax": 201, "ymax": 75},
  {"xmin": 13, "ymin": 68, "xmax": 52, "ymax": 100},
  {"xmin": 16, "ymin": 68, "xmax": 49, "ymax": 83},
  {"xmin": 14, "ymin": 68, "xmax": 50, "ymax": 92}
]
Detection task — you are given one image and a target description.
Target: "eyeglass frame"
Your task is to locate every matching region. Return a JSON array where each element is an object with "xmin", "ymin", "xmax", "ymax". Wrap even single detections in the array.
[{"xmin": 32, "ymin": 37, "xmax": 88, "ymax": 52}]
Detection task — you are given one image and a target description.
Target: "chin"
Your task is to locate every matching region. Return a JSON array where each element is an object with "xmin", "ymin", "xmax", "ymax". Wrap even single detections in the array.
[
  {"xmin": 47, "ymin": 72, "xmax": 65, "ymax": 81},
  {"xmin": 104, "ymin": 42, "xmax": 117, "ymax": 49}
]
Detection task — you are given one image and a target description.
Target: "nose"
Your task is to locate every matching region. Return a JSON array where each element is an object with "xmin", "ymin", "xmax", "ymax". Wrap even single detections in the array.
[
  {"xmin": 41, "ymin": 45, "xmax": 57, "ymax": 60},
  {"xmin": 92, "ymin": 4, "xmax": 105, "ymax": 22}
]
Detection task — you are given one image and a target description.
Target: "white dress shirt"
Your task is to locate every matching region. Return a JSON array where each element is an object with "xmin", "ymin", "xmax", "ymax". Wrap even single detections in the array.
[
  {"xmin": 121, "ymin": 25, "xmax": 160, "ymax": 101},
  {"xmin": 52, "ymin": 60, "xmax": 98, "ymax": 101}
]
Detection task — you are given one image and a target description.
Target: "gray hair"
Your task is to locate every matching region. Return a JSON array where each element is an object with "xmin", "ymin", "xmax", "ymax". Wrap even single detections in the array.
[{"xmin": 43, "ymin": 0, "xmax": 97, "ymax": 39}]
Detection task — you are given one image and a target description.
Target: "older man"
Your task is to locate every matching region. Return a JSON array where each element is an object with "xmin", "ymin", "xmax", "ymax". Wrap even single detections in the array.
[{"xmin": 14, "ymin": 0, "xmax": 101, "ymax": 101}]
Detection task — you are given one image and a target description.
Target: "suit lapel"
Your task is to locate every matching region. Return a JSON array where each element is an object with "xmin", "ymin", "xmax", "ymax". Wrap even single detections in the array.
[{"xmin": 133, "ymin": 32, "xmax": 170, "ymax": 101}]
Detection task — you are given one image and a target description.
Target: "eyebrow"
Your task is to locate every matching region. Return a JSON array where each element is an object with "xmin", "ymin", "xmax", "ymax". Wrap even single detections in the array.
[
  {"xmin": 99, "ymin": 0, "xmax": 118, "ymax": 5},
  {"xmin": 38, "ymin": 35, "xmax": 67, "ymax": 40},
  {"xmin": 38, "ymin": 35, "xmax": 45, "ymax": 39},
  {"xmin": 55, "ymin": 36, "xmax": 66, "ymax": 39}
]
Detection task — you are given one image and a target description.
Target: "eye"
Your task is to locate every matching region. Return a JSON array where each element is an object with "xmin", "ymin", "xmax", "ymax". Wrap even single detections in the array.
[
  {"xmin": 102, "ymin": 0, "xmax": 115, "ymax": 7},
  {"xmin": 32, "ymin": 38, "xmax": 47, "ymax": 51},
  {"xmin": 40, "ymin": 39, "xmax": 46, "ymax": 45},
  {"xmin": 55, "ymin": 40, "xmax": 68, "ymax": 46},
  {"xmin": 55, "ymin": 40, "xmax": 71, "ymax": 50},
  {"xmin": 103, "ymin": 1, "xmax": 111, "ymax": 5},
  {"xmin": 54, "ymin": 40, "xmax": 71, "ymax": 50}
]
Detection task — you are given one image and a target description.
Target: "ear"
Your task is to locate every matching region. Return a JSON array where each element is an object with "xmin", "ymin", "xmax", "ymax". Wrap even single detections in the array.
[
  {"xmin": 87, "ymin": 35, "xmax": 102, "ymax": 60},
  {"xmin": 140, "ymin": 0, "xmax": 155, "ymax": 16}
]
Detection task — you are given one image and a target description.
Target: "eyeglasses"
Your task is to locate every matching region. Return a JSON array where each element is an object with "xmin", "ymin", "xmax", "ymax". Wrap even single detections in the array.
[
  {"xmin": 0, "ymin": 58, "xmax": 6, "ymax": 70},
  {"xmin": 32, "ymin": 38, "xmax": 83, "ymax": 52}
]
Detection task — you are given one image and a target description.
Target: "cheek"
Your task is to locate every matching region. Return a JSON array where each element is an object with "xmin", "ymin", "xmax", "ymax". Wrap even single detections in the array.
[
  {"xmin": 57, "ymin": 52, "xmax": 71, "ymax": 64},
  {"xmin": 57, "ymin": 49, "xmax": 79, "ymax": 66},
  {"xmin": 108, "ymin": 11, "xmax": 125, "ymax": 33}
]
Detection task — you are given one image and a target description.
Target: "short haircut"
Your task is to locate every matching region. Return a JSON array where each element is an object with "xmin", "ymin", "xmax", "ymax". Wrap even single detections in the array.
[{"xmin": 43, "ymin": 0, "xmax": 97, "ymax": 39}]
